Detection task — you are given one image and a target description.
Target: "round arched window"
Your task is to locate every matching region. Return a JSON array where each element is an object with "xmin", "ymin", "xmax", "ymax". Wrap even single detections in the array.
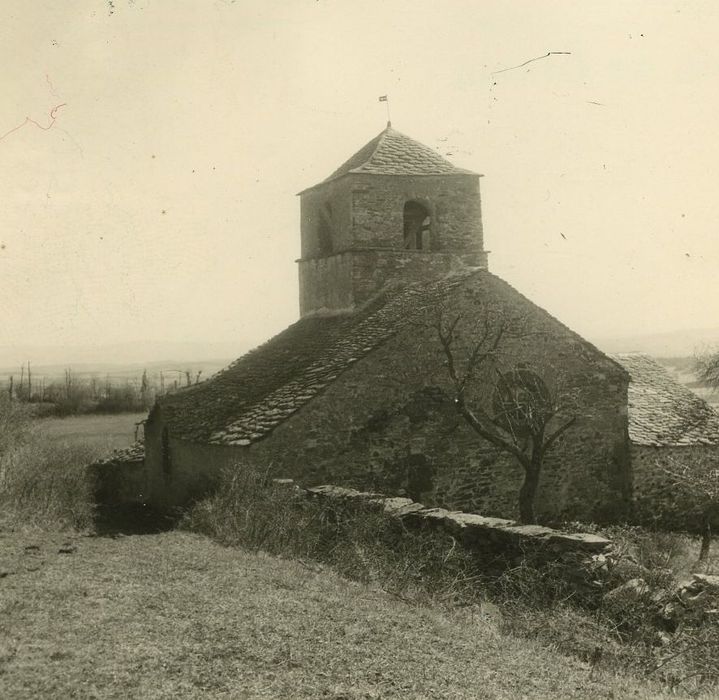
[{"xmin": 492, "ymin": 368, "xmax": 553, "ymax": 436}]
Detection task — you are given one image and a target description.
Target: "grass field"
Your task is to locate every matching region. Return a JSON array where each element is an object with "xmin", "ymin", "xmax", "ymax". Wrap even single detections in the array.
[
  {"xmin": 0, "ymin": 529, "xmax": 696, "ymax": 700},
  {"xmin": 34, "ymin": 412, "xmax": 147, "ymax": 452}
]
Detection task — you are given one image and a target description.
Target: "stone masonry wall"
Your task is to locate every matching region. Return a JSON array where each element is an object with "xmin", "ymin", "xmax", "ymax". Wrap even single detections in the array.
[
  {"xmin": 298, "ymin": 249, "xmax": 486, "ymax": 317},
  {"xmin": 298, "ymin": 172, "xmax": 486, "ymax": 317},
  {"xmin": 632, "ymin": 445, "xmax": 719, "ymax": 531},
  {"xmin": 298, "ymin": 253, "xmax": 355, "ymax": 316},
  {"xmin": 144, "ymin": 409, "xmax": 243, "ymax": 511},
  {"xmin": 349, "ymin": 249, "xmax": 486, "ymax": 310},
  {"xmin": 300, "ymin": 173, "xmax": 484, "ymax": 259},
  {"xmin": 89, "ymin": 442, "xmax": 146, "ymax": 507},
  {"xmin": 347, "ymin": 173, "xmax": 483, "ymax": 253},
  {"xmin": 300, "ymin": 177, "xmax": 354, "ymax": 258}
]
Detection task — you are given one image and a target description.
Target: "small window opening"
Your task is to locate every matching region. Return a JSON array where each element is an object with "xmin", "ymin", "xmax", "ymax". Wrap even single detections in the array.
[{"xmin": 403, "ymin": 201, "xmax": 431, "ymax": 250}]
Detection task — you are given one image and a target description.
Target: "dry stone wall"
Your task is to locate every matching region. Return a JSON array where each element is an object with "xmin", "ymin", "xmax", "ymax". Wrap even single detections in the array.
[{"xmin": 286, "ymin": 480, "xmax": 611, "ymax": 561}]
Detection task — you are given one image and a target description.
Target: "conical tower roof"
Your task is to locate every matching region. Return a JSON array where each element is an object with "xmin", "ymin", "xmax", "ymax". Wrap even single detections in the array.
[{"xmin": 301, "ymin": 125, "xmax": 477, "ymax": 193}]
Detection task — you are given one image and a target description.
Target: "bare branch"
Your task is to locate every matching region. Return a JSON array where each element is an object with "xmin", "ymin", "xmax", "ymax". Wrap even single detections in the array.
[
  {"xmin": 455, "ymin": 398, "xmax": 530, "ymax": 468},
  {"xmin": 436, "ymin": 313, "xmax": 463, "ymax": 390},
  {"xmin": 459, "ymin": 320, "xmax": 506, "ymax": 394},
  {"xmin": 543, "ymin": 416, "xmax": 577, "ymax": 452}
]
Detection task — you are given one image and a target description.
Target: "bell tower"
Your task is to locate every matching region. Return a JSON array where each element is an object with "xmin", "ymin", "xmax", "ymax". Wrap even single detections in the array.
[{"xmin": 297, "ymin": 125, "xmax": 488, "ymax": 317}]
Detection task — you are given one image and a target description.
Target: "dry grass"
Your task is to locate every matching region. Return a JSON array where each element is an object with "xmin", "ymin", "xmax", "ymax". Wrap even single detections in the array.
[
  {"xmin": 184, "ymin": 466, "xmax": 719, "ymax": 695},
  {"xmin": 183, "ymin": 466, "xmax": 488, "ymax": 607},
  {"xmin": 35, "ymin": 412, "xmax": 146, "ymax": 452},
  {"xmin": 0, "ymin": 529, "xmax": 692, "ymax": 700},
  {"xmin": 0, "ymin": 441, "xmax": 98, "ymax": 531},
  {"xmin": 0, "ymin": 398, "xmax": 117, "ymax": 531}
]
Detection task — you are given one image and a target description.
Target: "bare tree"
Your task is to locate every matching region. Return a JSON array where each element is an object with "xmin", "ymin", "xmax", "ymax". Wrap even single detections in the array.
[
  {"xmin": 657, "ymin": 399, "xmax": 719, "ymax": 565},
  {"xmin": 435, "ymin": 309, "xmax": 576, "ymax": 524},
  {"xmin": 64, "ymin": 368, "xmax": 74, "ymax": 400},
  {"xmin": 696, "ymin": 351, "xmax": 719, "ymax": 390},
  {"xmin": 661, "ymin": 461, "xmax": 718, "ymax": 564}
]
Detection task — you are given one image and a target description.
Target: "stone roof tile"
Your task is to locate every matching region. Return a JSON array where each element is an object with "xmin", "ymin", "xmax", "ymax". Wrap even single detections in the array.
[
  {"xmin": 612, "ymin": 353, "xmax": 719, "ymax": 446},
  {"xmin": 301, "ymin": 126, "xmax": 476, "ymax": 193},
  {"xmin": 92, "ymin": 440, "xmax": 145, "ymax": 466}
]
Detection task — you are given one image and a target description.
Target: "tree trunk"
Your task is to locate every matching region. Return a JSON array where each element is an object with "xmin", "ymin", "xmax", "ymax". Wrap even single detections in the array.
[
  {"xmin": 698, "ymin": 512, "xmax": 712, "ymax": 563},
  {"xmin": 519, "ymin": 463, "xmax": 541, "ymax": 524},
  {"xmin": 519, "ymin": 448, "xmax": 543, "ymax": 525}
]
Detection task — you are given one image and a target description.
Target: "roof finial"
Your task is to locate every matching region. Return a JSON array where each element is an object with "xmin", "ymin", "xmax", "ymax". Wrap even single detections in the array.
[{"xmin": 378, "ymin": 94, "xmax": 391, "ymax": 128}]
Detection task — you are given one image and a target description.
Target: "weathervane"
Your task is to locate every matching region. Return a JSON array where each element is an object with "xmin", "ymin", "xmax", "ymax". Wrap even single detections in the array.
[{"xmin": 378, "ymin": 95, "xmax": 391, "ymax": 127}]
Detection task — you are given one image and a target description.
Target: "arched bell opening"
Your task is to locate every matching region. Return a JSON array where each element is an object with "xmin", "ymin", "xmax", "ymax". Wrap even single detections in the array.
[{"xmin": 403, "ymin": 200, "xmax": 432, "ymax": 250}]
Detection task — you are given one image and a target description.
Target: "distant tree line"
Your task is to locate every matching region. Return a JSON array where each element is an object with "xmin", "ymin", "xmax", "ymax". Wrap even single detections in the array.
[{"xmin": 5, "ymin": 363, "xmax": 203, "ymax": 416}]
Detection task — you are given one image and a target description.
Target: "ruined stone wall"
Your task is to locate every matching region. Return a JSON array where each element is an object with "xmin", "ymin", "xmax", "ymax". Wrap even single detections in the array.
[
  {"xmin": 147, "ymin": 279, "xmax": 631, "ymax": 523},
  {"xmin": 631, "ymin": 445, "xmax": 719, "ymax": 531}
]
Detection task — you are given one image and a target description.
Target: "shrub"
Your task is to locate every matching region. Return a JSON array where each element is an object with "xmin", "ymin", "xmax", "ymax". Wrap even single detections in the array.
[
  {"xmin": 183, "ymin": 463, "xmax": 485, "ymax": 606},
  {"xmin": 0, "ymin": 394, "xmax": 32, "ymax": 459},
  {"xmin": 0, "ymin": 396, "xmax": 99, "ymax": 530}
]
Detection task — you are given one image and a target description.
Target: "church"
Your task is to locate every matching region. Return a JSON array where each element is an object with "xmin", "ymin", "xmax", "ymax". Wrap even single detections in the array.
[{"xmin": 138, "ymin": 124, "xmax": 719, "ymax": 525}]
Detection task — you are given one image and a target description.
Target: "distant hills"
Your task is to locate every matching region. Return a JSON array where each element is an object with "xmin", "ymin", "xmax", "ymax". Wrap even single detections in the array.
[
  {"xmin": 0, "ymin": 359, "xmax": 233, "ymax": 384},
  {"xmin": 0, "ymin": 341, "xmax": 248, "ymax": 375},
  {"xmin": 591, "ymin": 327, "xmax": 719, "ymax": 358},
  {"xmin": 1, "ymin": 326, "xmax": 718, "ymax": 380}
]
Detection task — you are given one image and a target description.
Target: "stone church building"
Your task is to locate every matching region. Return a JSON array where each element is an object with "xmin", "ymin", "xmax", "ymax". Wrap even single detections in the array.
[{"xmin": 139, "ymin": 125, "xmax": 719, "ymax": 524}]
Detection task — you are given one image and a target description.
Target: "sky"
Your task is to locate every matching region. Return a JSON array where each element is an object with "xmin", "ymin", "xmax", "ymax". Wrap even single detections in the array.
[{"xmin": 1, "ymin": 0, "xmax": 717, "ymax": 366}]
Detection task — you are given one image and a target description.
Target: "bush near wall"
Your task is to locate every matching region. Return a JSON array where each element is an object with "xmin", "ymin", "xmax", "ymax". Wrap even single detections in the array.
[
  {"xmin": 183, "ymin": 463, "xmax": 614, "ymax": 611},
  {"xmin": 0, "ymin": 396, "xmax": 98, "ymax": 530}
]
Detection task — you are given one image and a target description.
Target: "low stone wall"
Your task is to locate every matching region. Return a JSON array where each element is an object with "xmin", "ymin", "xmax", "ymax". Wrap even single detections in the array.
[{"xmin": 276, "ymin": 480, "xmax": 612, "ymax": 565}]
